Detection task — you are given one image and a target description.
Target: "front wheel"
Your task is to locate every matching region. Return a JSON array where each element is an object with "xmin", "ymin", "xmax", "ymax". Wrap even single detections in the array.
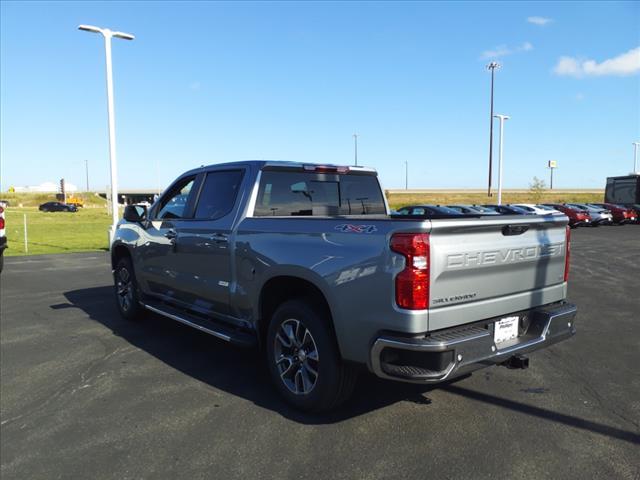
[
  {"xmin": 266, "ymin": 299, "xmax": 357, "ymax": 412},
  {"xmin": 113, "ymin": 257, "xmax": 144, "ymax": 321}
]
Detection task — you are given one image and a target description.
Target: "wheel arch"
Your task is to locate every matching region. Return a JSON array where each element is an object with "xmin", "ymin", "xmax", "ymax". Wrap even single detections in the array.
[
  {"xmin": 111, "ymin": 242, "xmax": 133, "ymax": 270},
  {"xmin": 258, "ymin": 275, "xmax": 340, "ymax": 355}
]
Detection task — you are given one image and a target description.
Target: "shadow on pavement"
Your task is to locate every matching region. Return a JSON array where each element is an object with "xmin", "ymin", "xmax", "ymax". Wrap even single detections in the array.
[
  {"xmin": 57, "ymin": 286, "xmax": 438, "ymax": 424},
  {"xmin": 57, "ymin": 286, "xmax": 640, "ymax": 442},
  {"xmin": 443, "ymin": 385, "xmax": 640, "ymax": 445}
]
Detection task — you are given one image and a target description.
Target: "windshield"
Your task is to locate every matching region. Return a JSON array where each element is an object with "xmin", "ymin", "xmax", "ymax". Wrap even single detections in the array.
[
  {"xmin": 432, "ymin": 205, "xmax": 464, "ymax": 215},
  {"xmin": 535, "ymin": 205, "xmax": 555, "ymax": 211},
  {"xmin": 469, "ymin": 206, "xmax": 494, "ymax": 213}
]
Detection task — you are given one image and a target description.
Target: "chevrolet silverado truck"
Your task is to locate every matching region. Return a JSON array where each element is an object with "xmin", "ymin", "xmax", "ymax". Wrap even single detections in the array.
[{"xmin": 111, "ymin": 161, "xmax": 577, "ymax": 411}]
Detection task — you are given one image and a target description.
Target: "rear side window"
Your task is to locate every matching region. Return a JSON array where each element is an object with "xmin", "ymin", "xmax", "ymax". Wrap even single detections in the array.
[
  {"xmin": 194, "ymin": 170, "xmax": 244, "ymax": 219},
  {"xmin": 254, "ymin": 171, "xmax": 386, "ymax": 216}
]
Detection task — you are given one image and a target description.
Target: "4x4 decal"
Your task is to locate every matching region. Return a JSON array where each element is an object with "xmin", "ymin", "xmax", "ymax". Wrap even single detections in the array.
[{"xmin": 334, "ymin": 224, "xmax": 377, "ymax": 234}]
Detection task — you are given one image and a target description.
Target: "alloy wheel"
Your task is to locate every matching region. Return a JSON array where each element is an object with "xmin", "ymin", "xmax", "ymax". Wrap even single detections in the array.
[
  {"xmin": 274, "ymin": 318, "xmax": 320, "ymax": 395},
  {"xmin": 116, "ymin": 267, "xmax": 134, "ymax": 312}
]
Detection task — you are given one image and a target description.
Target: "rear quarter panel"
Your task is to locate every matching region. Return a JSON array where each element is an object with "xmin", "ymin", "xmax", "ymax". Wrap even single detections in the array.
[{"xmin": 233, "ymin": 217, "xmax": 430, "ymax": 363}]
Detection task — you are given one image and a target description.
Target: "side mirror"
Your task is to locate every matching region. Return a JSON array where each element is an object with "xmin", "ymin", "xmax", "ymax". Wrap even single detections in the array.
[{"xmin": 123, "ymin": 204, "xmax": 147, "ymax": 223}]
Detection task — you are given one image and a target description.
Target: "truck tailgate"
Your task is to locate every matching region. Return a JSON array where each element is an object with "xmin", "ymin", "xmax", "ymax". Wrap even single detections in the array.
[{"xmin": 428, "ymin": 215, "xmax": 569, "ymax": 330}]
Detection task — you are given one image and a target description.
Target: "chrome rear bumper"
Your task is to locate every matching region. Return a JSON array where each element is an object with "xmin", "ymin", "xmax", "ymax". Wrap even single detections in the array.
[{"xmin": 370, "ymin": 302, "xmax": 577, "ymax": 383}]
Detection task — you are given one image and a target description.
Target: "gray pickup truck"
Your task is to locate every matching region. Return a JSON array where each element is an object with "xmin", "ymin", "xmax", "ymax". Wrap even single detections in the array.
[{"xmin": 111, "ymin": 161, "xmax": 577, "ymax": 411}]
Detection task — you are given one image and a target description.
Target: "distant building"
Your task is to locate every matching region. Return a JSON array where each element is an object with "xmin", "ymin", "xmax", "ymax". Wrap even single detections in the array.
[{"xmin": 12, "ymin": 182, "xmax": 78, "ymax": 193}]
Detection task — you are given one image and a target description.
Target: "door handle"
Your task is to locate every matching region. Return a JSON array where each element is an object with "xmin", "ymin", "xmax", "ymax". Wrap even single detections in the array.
[{"xmin": 210, "ymin": 233, "xmax": 228, "ymax": 243}]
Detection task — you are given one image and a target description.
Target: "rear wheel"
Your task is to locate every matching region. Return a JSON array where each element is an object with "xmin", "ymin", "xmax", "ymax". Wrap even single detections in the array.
[
  {"xmin": 114, "ymin": 256, "xmax": 144, "ymax": 321},
  {"xmin": 266, "ymin": 299, "xmax": 357, "ymax": 412}
]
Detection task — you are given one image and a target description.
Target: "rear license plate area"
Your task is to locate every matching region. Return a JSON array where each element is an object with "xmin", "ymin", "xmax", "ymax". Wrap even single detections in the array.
[{"xmin": 494, "ymin": 316, "xmax": 519, "ymax": 345}]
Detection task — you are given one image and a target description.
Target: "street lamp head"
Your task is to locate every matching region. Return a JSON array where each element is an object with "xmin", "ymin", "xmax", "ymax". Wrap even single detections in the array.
[
  {"xmin": 493, "ymin": 114, "xmax": 510, "ymax": 120},
  {"xmin": 78, "ymin": 24, "xmax": 103, "ymax": 34},
  {"xmin": 486, "ymin": 61, "xmax": 501, "ymax": 70},
  {"xmin": 113, "ymin": 31, "xmax": 135, "ymax": 41},
  {"xmin": 78, "ymin": 25, "xmax": 134, "ymax": 40}
]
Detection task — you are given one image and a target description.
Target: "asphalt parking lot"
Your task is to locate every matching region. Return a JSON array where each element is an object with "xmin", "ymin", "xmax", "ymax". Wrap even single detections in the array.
[{"xmin": 1, "ymin": 225, "xmax": 639, "ymax": 480}]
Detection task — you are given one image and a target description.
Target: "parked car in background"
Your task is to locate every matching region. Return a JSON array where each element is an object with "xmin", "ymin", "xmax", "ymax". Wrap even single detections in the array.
[
  {"xmin": 541, "ymin": 204, "xmax": 591, "ymax": 228},
  {"xmin": 38, "ymin": 202, "xmax": 78, "ymax": 213},
  {"xmin": 446, "ymin": 205, "xmax": 499, "ymax": 215},
  {"xmin": 482, "ymin": 204, "xmax": 534, "ymax": 215},
  {"xmin": 587, "ymin": 203, "xmax": 637, "ymax": 225},
  {"xmin": 511, "ymin": 204, "xmax": 561, "ymax": 215},
  {"xmin": 0, "ymin": 201, "xmax": 6, "ymax": 273},
  {"xmin": 394, "ymin": 205, "xmax": 465, "ymax": 218},
  {"xmin": 567, "ymin": 204, "xmax": 613, "ymax": 226},
  {"xmin": 626, "ymin": 204, "xmax": 640, "ymax": 223}
]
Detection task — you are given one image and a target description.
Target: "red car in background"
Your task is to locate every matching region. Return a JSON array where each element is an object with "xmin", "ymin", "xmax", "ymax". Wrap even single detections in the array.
[
  {"xmin": 588, "ymin": 203, "xmax": 637, "ymax": 225},
  {"xmin": 542, "ymin": 204, "xmax": 592, "ymax": 228}
]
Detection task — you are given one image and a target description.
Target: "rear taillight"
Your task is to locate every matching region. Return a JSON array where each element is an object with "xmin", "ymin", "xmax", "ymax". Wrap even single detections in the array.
[
  {"xmin": 564, "ymin": 225, "xmax": 571, "ymax": 282},
  {"xmin": 0, "ymin": 218, "xmax": 4, "ymax": 229},
  {"xmin": 390, "ymin": 233, "xmax": 430, "ymax": 309}
]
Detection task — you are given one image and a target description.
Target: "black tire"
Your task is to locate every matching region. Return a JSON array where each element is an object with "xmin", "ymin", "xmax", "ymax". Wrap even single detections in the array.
[
  {"xmin": 0, "ymin": 253, "xmax": 3, "ymax": 274},
  {"xmin": 266, "ymin": 299, "xmax": 357, "ymax": 412},
  {"xmin": 113, "ymin": 256, "xmax": 144, "ymax": 321}
]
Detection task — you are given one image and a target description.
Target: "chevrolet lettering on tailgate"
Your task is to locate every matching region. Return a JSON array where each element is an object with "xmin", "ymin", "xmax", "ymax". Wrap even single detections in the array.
[{"xmin": 446, "ymin": 243, "xmax": 564, "ymax": 269}]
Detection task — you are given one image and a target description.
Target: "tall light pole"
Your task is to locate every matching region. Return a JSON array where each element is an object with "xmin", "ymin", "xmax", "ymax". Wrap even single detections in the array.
[
  {"xmin": 633, "ymin": 142, "xmax": 640, "ymax": 173},
  {"xmin": 486, "ymin": 62, "xmax": 501, "ymax": 197},
  {"xmin": 353, "ymin": 133, "xmax": 359, "ymax": 166},
  {"xmin": 78, "ymin": 24, "xmax": 134, "ymax": 242},
  {"xmin": 493, "ymin": 114, "xmax": 510, "ymax": 205},
  {"xmin": 85, "ymin": 159, "xmax": 90, "ymax": 192}
]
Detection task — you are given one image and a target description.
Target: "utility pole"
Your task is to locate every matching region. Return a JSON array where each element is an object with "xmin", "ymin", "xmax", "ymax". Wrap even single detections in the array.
[
  {"xmin": 633, "ymin": 142, "xmax": 640, "ymax": 173},
  {"xmin": 353, "ymin": 133, "xmax": 359, "ymax": 166},
  {"xmin": 79, "ymin": 24, "xmax": 134, "ymax": 243},
  {"xmin": 493, "ymin": 114, "xmax": 510, "ymax": 205},
  {"xmin": 486, "ymin": 62, "xmax": 501, "ymax": 197}
]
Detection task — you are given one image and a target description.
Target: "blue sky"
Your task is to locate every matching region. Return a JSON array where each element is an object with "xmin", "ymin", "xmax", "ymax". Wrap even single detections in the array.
[{"xmin": 1, "ymin": 1, "xmax": 639, "ymax": 191}]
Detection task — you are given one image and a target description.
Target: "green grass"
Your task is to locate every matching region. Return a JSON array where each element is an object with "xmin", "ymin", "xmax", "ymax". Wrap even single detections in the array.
[
  {"xmin": 1, "ymin": 192, "xmax": 108, "ymax": 208},
  {"xmin": 4, "ymin": 208, "xmax": 112, "ymax": 256}
]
